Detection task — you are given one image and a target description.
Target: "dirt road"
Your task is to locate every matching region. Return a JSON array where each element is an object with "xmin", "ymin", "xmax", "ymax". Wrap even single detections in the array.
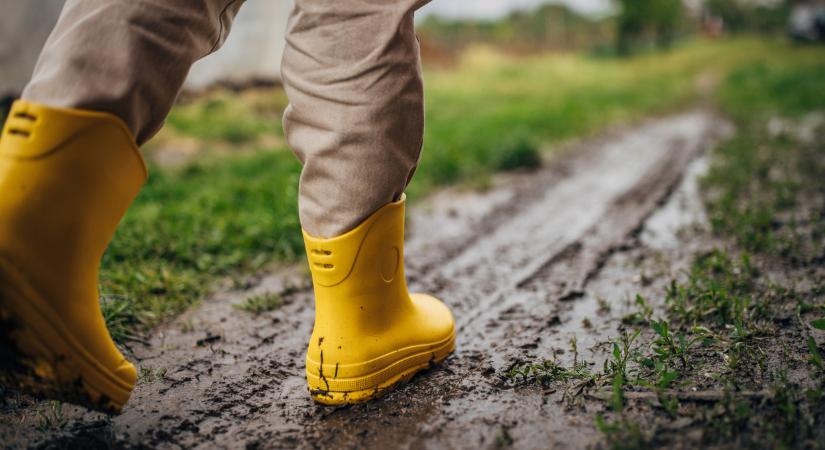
[{"xmin": 1, "ymin": 110, "xmax": 731, "ymax": 449}]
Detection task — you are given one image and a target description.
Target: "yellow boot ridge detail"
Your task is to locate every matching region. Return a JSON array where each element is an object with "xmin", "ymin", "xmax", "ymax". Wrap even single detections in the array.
[
  {"xmin": 0, "ymin": 101, "xmax": 147, "ymax": 413},
  {"xmin": 303, "ymin": 195, "xmax": 456, "ymax": 405}
]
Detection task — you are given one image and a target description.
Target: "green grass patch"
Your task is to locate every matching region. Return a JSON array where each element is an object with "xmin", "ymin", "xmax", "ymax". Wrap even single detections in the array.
[
  {"xmin": 234, "ymin": 292, "xmax": 283, "ymax": 315},
  {"xmin": 593, "ymin": 248, "xmax": 825, "ymax": 449},
  {"xmin": 99, "ymin": 150, "xmax": 302, "ymax": 337},
  {"xmin": 703, "ymin": 47, "xmax": 825, "ymax": 264},
  {"xmin": 165, "ymin": 89, "xmax": 288, "ymax": 143},
  {"xmin": 408, "ymin": 38, "xmax": 775, "ymax": 196},
  {"xmin": 593, "ymin": 40, "xmax": 825, "ymax": 449}
]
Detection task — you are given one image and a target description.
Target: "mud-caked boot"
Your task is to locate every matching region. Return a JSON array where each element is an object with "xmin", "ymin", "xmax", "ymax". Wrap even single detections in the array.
[
  {"xmin": 303, "ymin": 195, "xmax": 455, "ymax": 405},
  {"xmin": 0, "ymin": 101, "xmax": 147, "ymax": 413}
]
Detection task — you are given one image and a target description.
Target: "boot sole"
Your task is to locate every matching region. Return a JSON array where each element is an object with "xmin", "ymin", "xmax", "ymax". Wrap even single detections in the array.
[
  {"xmin": 0, "ymin": 257, "xmax": 135, "ymax": 413},
  {"xmin": 307, "ymin": 330, "xmax": 455, "ymax": 405}
]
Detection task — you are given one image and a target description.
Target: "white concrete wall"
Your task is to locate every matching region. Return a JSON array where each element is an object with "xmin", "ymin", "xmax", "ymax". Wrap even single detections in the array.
[
  {"xmin": 0, "ymin": 0, "xmax": 65, "ymax": 97},
  {"xmin": 185, "ymin": 0, "xmax": 292, "ymax": 90},
  {"xmin": 0, "ymin": 0, "xmax": 291, "ymax": 96}
]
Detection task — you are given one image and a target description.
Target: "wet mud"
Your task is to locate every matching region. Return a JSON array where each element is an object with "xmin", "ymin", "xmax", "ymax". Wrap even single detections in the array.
[{"xmin": 0, "ymin": 111, "xmax": 732, "ymax": 449}]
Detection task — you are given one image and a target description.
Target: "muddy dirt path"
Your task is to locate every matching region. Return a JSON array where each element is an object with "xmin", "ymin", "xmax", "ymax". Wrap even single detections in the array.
[{"xmin": 1, "ymin": 111, "xmax": 731, "ymax": 449}]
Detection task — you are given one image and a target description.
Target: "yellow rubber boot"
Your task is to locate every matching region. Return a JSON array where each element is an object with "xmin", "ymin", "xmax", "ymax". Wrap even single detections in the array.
[
  {"xmin": 0, "ymin": 101, "xmax": 147, "ymax": 413},
  {"xmin": 303, "ymin": 195, "xmax": 455, "ymax": 405}
]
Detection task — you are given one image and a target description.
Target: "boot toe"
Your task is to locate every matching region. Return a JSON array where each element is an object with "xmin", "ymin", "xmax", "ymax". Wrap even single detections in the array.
[{"xmin": 410, "ymin": 292, "xmax": 455, "ymax": 343}]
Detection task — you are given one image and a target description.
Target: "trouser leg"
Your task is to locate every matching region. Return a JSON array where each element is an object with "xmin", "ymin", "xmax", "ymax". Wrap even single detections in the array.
[
  {"xmin": 282, "ymin": 0, "xmax": 430, "ymax": 238},
  {"xmin": 21, "ymin": 0, "xmax": 246, "ymax": 145}
]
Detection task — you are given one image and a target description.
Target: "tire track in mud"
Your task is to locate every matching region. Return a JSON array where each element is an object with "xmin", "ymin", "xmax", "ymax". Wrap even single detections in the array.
[{"xmin": 2, "ymin": 111, "xmax": 730, "ymax": 449}]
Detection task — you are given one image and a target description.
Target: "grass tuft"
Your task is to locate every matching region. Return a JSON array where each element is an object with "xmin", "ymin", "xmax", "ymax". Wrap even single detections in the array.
[{"xmin": 234, "ymin": 293, "xmax": 282, "ymax": 314}]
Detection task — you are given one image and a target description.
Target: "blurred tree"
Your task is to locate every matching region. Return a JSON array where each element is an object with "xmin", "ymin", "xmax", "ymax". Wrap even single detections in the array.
[
  {"xmin": 653, "ymin": 0, "xmax": 683, "ymax": 48},
  {"xmin": 706, "ymin": 0, "xmax": 749, "ymax": 32},
  {"xmin": 705, "ymin": 0, "xmax": 791, "ymax": 34},
  {"xmin": 616, "ymin": 0, "xmax": 684, "ymax": 55},
  {"xmin": 417, "ymin": 4, "xmax": 613, "ymax": 53},
  {"xmin": 616, "ymin": 0, "xmax": 647, "ymax": 54}
]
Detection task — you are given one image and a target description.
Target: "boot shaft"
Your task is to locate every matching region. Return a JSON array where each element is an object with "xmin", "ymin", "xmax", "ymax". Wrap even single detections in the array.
[
  {"xmin": 303, "ymin": 196, "xmax": 414, "ymax": 335},
  {"xmin": 0, "ymin": 101, "xmax": 146, "ymax": 303}
]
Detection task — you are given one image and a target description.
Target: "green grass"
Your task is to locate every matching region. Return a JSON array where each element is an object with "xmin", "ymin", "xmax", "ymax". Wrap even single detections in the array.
[
  {"xmin": 409, "ymin": 38, "xmax": 775, "ymax": 196},
  {"xmin": 506, "ymin": 358, "xmax": 592, "ymax": 386},
  {"xmin": 703, "ymin": 50, "xmax": 825, "ymax": 264},
  {"xmin": 101, "ymin": 38, "xmax": 801, "ymax": 339},
  {"xmin": 234, "ymin": 292, "xmax": 283, "ymax": 315},
  {"xmin": 665, "ymin": 250, "xmax": 757, "ymax": 330},
  {"xmin": 594, "ymin": 249, "xmax": 824, "ymax": 448},
  {"xmin": 99, "ymin": 150, "xmax": 302, "ymax": 339},
  {"xmin": 592, "ymin": 40, "xmax": 825, "ymax": 450},
  {"xmin": 165, "ymin": 89, "xmax": 288, "ymax": 143},
  {"xmin": 35, "ymin": 401, "xmax": 67, "ymax": 432}
]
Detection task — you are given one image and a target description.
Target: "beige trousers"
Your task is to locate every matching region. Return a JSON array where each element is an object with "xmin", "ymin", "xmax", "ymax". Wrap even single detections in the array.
[{"xmin": 22, "ymin": 0, "xmax": 428, "ymax": 237}]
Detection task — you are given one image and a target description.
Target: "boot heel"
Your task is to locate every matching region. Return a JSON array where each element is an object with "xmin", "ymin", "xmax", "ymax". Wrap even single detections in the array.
[{"xmin": 0, "ymin": 264, "xmax": 133, "ymax": 413}]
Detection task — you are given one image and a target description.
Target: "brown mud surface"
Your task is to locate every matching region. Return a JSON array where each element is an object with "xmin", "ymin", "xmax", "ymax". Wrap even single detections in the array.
[{"xmin": 0, "ymin": 111, "xmax": 732, "ymax": 449}]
